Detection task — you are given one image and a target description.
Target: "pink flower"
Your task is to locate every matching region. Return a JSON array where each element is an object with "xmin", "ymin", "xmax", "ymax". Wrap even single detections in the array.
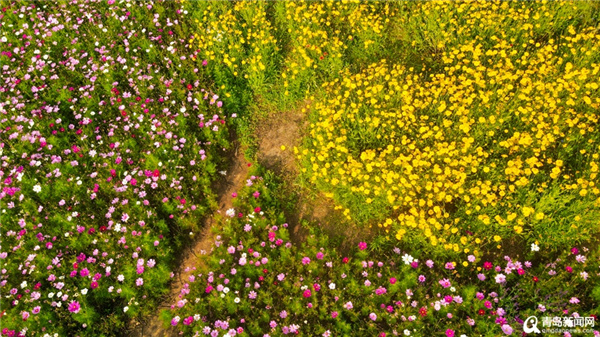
[
  {"xmin": 358, "ymin": 242, "xmax": 367, "ymax": 250},
  {"xmin": 68, "ymin": 301, "xmax": 81, "ymax": 313},
  {"xmin": 501, "ymin": 324, "xmax": 513, "ymax": 335},
  {"xmin": 316, "ymin": 252, "xmax": 324, "ymax": 260},
  {"xmin": 331, "ymin": 311, "xmax": 338, "ymax": 318},
  {"xmin": 302, "ymin": 257, "xmax": 311, "ymax": 265},
  {"xmin": 369, "ymin": 313, "xmax": 377, "ymax": 321},
  {"xmin": 439, "ymin": 279, "xmax": 451, "ymax": 288},
  {"xmin": 389, "ymin": 277, "xmax": 397, "ymax": 284},
  {"xmin": 445, "ymin": 329, "xmax": 455, "ymax": 337},
  {"xmin": 303, "ymin": 289, "xmax": 311, "ymax": 298}
]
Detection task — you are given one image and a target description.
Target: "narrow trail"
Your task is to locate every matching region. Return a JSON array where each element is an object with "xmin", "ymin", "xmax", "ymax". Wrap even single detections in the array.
[
  {"xmin": 129, "ymin": 145, "xmax": 250, "ymax": 337},
  {"xmin": 128, "ymin": 104, "xmax": 350, "ymax": 336}
]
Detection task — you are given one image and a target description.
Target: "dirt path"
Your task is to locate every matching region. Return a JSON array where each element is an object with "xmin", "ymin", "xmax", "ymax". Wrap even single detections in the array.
[
  {"xmin": 128, "ymin": 145, "xmax": 250, "ymax": 337},
  {"xmin": 129, "ymin": 102, "xmax": 354, "ymax": 336}
]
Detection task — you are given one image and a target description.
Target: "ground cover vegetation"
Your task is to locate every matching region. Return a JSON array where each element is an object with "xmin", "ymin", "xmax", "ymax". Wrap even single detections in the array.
[{"xmin": 2, "ymin": 1, "xmax": 599, "ymax": 336}]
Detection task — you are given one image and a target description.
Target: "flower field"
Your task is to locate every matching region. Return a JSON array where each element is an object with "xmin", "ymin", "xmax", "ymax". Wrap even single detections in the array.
[{"xmin": 1, "ymin": 1, "xmax": 599, "ymax": 337}]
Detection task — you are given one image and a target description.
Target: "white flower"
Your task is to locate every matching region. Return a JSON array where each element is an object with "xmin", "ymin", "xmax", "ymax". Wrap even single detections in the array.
[
  {"xmin": 48, "ymin": 292, "xmax": 55, "ymax": 298},
  {"xmin": 117, "ymin": 274, "xmax": 125, "ymax": 282},
  {"xmin": 223, "ymin": 287, "xmax": 230, "ymax": 294},
  {"xmin": 225, "ymin": 208, "xmax": 236, "ymax": 217},
  {"xmin": 402, "ymin": 254, "xmax": 414, "ymax": 265},
  {"xmin": 123, "ymin": 306, "xmax": 129, "ymax": 312},
  {"xmin": 33, "ymin": 185, "xmax": 42, "ymax": 193},
  {"xmin": 404, "ymin": 330, "xmax": 411, "ymax": 336},
  {"xmin": 194, "ymin": 314, "xmax": 200, "ymax": 321},
  {"xmin": 531, "ymin": 243, "xmax": 540, "ymax": 252},
  {"xmin": 450, "ymin": 287, "xmax": 456, "ymax": 292},
  {"xmin": 81, "ymin": 288, "xmax": 88, "ymax": 295},
  {"xmin": 234, "ymin": 297, "xmax": 240, "ymax": 303},
  {"xmin": 329, "ymin": 283, "xmax": 336, "ymax": 290}
]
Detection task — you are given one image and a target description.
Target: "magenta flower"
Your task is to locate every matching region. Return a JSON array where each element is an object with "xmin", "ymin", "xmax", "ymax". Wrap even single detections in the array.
[
  {"xmin": 302, "ymin": 257, "xmax": 311, "ymax": 265},
  {"xmin": 68, "ymin": 301, "xmax": 81, "ymax": 313},
  {"xmin": 358, "ymin": 242, "xmax": 367, "ymax": 250},
  {"xmin": 445, "ymin": 329, "xmax": 455, "ymax": 337},
  {"xmin": 303, "ymin": 289, "xmax": 311, "ymax": 298}
]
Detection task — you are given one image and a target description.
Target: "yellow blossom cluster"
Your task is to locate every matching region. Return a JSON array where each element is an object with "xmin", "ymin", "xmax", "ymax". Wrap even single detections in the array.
[{"xmin": 300, "ymin": 1, "xmax": 600, "ymax": 254}]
